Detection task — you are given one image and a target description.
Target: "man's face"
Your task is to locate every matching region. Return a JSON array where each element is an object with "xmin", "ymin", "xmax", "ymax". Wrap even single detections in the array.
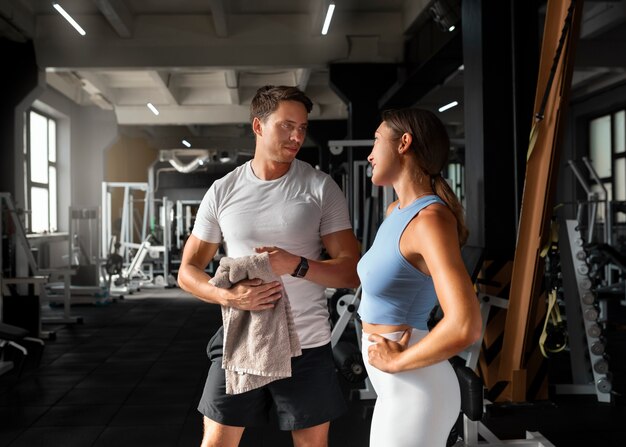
[{"xmin": 253, "ymin": 100, "xmax": 308, "ymax": 164}]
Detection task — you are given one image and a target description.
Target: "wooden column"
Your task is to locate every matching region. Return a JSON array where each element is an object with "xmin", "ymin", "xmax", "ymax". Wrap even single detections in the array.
[{"xmin": 497, "ymin": 0, "xmax": 583, "ymax": 401}]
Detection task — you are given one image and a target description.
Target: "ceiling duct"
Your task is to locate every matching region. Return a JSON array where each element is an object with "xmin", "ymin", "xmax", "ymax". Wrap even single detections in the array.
[{"xmin": 159, "ymin": 149, "xmax": 215, "ymax": 173}]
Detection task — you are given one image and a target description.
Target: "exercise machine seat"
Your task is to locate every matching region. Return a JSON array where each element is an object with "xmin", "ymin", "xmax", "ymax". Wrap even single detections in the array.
[
  {"xmin": 0, "ymin": 322, "xmax": 29, "ymax": 341},
  {"xmin": 450, "ymin": 356, "xmax": 484, "ymax": 422}
]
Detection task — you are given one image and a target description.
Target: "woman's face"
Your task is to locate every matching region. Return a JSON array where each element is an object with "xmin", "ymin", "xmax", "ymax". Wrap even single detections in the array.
[{"xmin": 367, "ymin": 121, "xmax": 402, "ymax": 186}]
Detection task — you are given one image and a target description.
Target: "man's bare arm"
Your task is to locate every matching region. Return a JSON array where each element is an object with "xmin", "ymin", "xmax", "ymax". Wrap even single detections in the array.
[
  {"xmin": 178, "ymin": 234, "xmax": 282, "ymax": 310},
  {"xmin": 312, "ymin": 229, "xmax": 360, "ymax": 288},
  {"xmin": 256, "ymin": 229, "xmax": 360, "ymax": 289}
]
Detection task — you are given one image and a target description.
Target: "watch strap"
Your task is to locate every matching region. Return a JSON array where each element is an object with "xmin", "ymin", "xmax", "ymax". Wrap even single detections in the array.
[{"xmin": 291, "ymin": 256, "xmax": 309, "ymax": 278}]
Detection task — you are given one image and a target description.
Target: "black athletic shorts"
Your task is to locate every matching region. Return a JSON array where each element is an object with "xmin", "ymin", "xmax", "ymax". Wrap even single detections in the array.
[{"xmin": 198, "ymin": 326, "xmax": 347, "ymax": 431}]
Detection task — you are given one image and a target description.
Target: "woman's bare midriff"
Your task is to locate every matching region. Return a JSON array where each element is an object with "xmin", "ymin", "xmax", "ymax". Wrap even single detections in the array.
[{"xmin": 362, "ymin": 322, "xmax": 412, "ymax": 335}]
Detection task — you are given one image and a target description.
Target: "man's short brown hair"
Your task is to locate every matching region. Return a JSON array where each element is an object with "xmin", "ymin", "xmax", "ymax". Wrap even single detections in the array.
[{"xmin": 250, "ymin": 85, "xmax": 313, "ymax": 124}]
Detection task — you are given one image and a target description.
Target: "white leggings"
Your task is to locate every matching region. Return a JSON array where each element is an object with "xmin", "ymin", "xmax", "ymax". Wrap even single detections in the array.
[{"xmin": 362, "ymin": 329, "xmax": 461, "ymax": 447}]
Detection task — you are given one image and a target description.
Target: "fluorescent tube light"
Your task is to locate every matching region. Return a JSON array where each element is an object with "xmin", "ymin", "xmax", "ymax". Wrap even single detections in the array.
[
  {"xmin": 147, "ymin": 103, "xmax": 160, "ymax": 115},
  {"xmin": 52, "ymin": 3, "xmax": 86, "ymax": 36},
  {"xmin": 438, "ymin": 101, "xmax": 458, "ymax": 113},
  {"xmin": 182, "ymin": 139, "xmax": 191, "ymax": 148},
  {"xmin": 321, "ymin": 3, "xmax": 335, "ymax": 35}
]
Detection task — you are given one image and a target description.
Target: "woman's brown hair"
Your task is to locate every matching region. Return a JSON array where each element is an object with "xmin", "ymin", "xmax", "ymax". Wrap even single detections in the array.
[{"xmin": 382, "ymin": 108, "xmax": 469, "ymax": 245}]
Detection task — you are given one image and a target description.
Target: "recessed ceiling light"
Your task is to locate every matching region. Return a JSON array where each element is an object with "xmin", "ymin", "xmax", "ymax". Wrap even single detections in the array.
[
  {"xmin": 438, "ymin": 101, "xmax": 459, "ymax": 113},
  {"xmin": 52, "ymin": 3, "xmax": 86, "ymax": 36},
  {"xmin": 219, "ymin": 151, "xmax": 232, "ymax": 163},
  {"xmin": 147, "ymin": 102, "xmax": 159, "ymax": 115},
  {"xmin": 182, "ymin": 139, "xmax": 191, "ymax": 148}
]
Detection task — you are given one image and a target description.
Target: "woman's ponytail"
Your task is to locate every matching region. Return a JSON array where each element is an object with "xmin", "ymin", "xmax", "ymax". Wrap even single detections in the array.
[{"xmin": 432, "ymin": 175, "xmax": 468, "ymax": 246}]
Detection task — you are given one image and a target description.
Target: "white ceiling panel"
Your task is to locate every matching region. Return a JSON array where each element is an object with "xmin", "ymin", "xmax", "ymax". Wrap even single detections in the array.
[{"xmin": 2, "ymin": 0, "xmax": 623, "ymax": 148}]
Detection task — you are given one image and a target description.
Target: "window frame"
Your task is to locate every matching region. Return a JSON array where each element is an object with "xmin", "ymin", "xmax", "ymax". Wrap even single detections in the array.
[
  {"xmin": 588, "ymin": 110, "xmax": 625, "ymax": 188},
  {"xmin": 25, "ymin": 108, "xmax": 58, "ymax": 233}
]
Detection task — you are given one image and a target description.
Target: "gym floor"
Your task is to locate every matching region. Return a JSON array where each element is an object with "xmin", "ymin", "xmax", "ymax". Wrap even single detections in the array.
[{"xmin": 1, "ymin": 288, "xmax": 625, "ymax": 447}]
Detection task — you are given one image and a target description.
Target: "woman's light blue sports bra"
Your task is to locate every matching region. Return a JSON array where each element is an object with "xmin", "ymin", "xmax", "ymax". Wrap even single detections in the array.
[{"xmin": 357, "ymin": 195, "xmax": 445, "ymax": 330}]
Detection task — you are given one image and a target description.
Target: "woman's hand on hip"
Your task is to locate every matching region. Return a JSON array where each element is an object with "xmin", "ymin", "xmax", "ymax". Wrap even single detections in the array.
[{"xmin": 367, "ymin": 330, "xmax": 411, "ymax": 373}]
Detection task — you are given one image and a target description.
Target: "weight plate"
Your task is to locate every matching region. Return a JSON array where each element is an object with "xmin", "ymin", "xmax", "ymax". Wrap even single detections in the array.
[
  {"xmin": 593, "ymin": 359, "xmax": 609, "ymax": 374},
  {"xmin": 597, "ymin": 378, "xmax": 612, "ymax": 394},
  {"xmin": 590, "ymin": 341, "xmax": 605, "ymax": 356},
  {"xmin": 584, "ymin": 308, "xmax": 599, "ymax": 321},
  {"xmin": 587, "ymin": 324, "xmax": 602, "ymax": 338},
  {"xmin": 582, "ymin": 292, "xmax": 595, "ymax": 305}
]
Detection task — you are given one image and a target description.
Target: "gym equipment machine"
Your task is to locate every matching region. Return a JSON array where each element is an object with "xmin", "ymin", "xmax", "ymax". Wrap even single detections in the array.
[
  {"xmin": 1, "ymin": 193, "xmax": 79, "ymax": 335},
  {"xmin": 558, "ymin": 219, "xmax": 613, "ymax": 402},
  {"xmin": 553, "ymin": 157, "xmax": 625, "ymax": 403},
  {"xmin": 327, "ymin": 139, "xmax": 395, "ymax": 252},
  {"xmin": 175, "ymin": 200, "xmax": 201, "ymax": 251},
  {"xmin": 497, "ymin": 0, "xmax": 582, "ymax": 403},
  {"xmin": 101, "ymin": 182, "xmax": 150, "ymax": 266},
  {"xmin": 329, "ymin": 286, "xmax": 375, "ymax": 399},
  {"xmin": 101, "ymin": 182, "xmax": 171, "ymax": 292},
  {"xmin": 0, "ymin": 321, "xmax": 44, "ymax": 378},
  {"xmin": 46, "ymin": 207, "xmax": 109, "ymax": 305}
]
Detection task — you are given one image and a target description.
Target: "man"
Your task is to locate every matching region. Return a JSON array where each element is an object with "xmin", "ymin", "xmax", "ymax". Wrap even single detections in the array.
[{"xmin": 178, "ymin": 85, "xmax": 360, "ymax": 447}]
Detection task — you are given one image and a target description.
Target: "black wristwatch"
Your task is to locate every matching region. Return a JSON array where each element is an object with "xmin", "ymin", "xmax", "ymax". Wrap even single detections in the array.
[{"xmin": 291, "ymin": 256, "xmax": 309, "ymax": 278}]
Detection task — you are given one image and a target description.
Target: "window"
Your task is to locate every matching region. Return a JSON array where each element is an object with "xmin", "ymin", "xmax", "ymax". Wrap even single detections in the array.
[
  {"xmin": 26, "ymin": 110, "xmax": 57, "ymax": 233},
  {"xmin": 588, "ymin": 109, "xmax": 626, "ymax": 224},
  {"xmin": 447, "ymin": 161, "xmax": 465, "ymax": 207},
  {"xmin": 614, "ymin": 110, "xmax": 625, "ymax": 205}
]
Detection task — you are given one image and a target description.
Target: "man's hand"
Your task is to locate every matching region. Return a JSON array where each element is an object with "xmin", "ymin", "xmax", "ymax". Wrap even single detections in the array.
[
  {"xmin": 367, "ymin": 330, "xmax": 411, "ymax": 373},
  {"xmin": 224, "ymin": 278, "xmax": 282, "ymax": 311},
  {"xmin": 255, "ymin": 246, "xmax": 300, "ymax": 276}
]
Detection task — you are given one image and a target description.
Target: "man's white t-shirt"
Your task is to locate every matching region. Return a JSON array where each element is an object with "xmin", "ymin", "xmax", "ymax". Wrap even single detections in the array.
[{"xmin": 192, "ymin": 159, "xmax": 353, "ymax": 349}]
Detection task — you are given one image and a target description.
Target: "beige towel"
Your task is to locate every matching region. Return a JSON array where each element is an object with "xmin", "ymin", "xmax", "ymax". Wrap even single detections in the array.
[{"xmin": 209, "ymin": 252, "xmax": 301, "ymax": 394}]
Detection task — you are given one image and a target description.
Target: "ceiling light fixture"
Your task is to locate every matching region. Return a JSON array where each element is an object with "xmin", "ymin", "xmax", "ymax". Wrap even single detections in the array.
[
  {"xmin": 448, "ymin": 25, "xmax": 456, "ymax": 32},
  {"xmin": 219, "ymin": 151, "xmax": 232, "ymax": 163},
  {"xmin": 52, "ymin": 3, "xmax": 86, "ymax": 36},
  {"xmin": 438, "ymin": 101, "xmax": 458, "ymax": 112},
  {"xmin": 321, "ymin": 3, "xmax": 335, "ymax": 35},
  {"xmin": 182, "ymin": 139, "xmax": 191, "ymax": 148},
  {"xmin": 147, "ymin": 102, "xmax": 160, "ymax": 115},
  {"xmin": 429, "ymin": 0, "xmax": 461, "ymax": 33}
]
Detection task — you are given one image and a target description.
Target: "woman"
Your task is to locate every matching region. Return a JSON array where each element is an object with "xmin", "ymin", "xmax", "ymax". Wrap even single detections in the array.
[{"xmin": 357, "ymin": 108, "xmax": 482, "ymax": 446}]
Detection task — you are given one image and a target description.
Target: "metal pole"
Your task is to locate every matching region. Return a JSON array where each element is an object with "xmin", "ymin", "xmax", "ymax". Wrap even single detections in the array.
[{"xmin": 582, "ymin": 157, "xmax": 609, "ymax": 245}]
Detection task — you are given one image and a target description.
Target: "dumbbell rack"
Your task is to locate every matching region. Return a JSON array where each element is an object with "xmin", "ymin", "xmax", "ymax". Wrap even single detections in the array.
[{"xmin": 559, "ymin": 219, "xmax": 611, "ymax": 403}]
